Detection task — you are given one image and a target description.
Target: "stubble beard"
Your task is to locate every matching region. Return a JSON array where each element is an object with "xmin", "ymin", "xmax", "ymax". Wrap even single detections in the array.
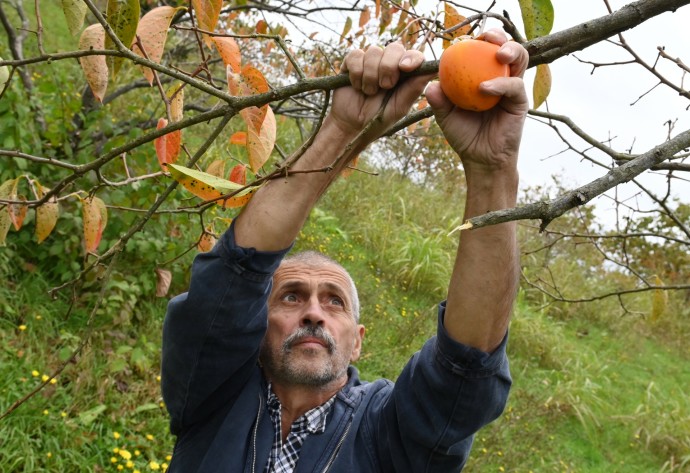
[{"xmin": 260, "ymin": 326, "xmax": 352, "ymax": 387}]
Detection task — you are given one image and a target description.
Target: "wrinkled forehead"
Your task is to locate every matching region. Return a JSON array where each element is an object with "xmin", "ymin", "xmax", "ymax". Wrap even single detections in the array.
[{"xmin": 274, "ymin": 260, "xmax": 351, "ymax": 288}]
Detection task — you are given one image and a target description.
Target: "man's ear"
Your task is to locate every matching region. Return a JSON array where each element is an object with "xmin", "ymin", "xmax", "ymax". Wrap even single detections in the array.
[{"xmin": 350, "ymin": 325, "xmax": 366, "ymax": 362}]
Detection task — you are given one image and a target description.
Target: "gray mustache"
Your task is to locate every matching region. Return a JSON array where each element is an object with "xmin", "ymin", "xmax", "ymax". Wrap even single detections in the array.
[{"xmin": 284, "ymin": 326, "xmax": 336, "ymax": 353}]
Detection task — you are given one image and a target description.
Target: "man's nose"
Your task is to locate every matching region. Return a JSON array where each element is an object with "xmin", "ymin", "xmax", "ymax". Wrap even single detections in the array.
[{"xmin": 300, "ymin": 296, "xmax": 325, "ymax": 327}]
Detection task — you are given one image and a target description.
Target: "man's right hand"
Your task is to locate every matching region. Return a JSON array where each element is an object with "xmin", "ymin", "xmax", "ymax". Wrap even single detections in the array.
[{"xmin": 330, "ymin": 42, "xmax": 432, "ymax": 145}]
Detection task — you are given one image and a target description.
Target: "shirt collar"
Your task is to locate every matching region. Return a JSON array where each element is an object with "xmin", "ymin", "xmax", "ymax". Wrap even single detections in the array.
[{"xmin": 266, "ymin": 383, "xmax": 336, "ymax": 435}]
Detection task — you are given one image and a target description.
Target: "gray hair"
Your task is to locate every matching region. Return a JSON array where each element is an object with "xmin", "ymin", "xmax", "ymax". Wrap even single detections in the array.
[{"xmin": 280, "ymin": 251, "xmax": 361, "ymax": 322}]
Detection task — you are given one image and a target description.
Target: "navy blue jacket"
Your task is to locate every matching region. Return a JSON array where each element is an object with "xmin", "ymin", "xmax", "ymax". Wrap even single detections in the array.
[{"xmin": 162, "ymin": 223, "xmax": 512, "ymax": 472}]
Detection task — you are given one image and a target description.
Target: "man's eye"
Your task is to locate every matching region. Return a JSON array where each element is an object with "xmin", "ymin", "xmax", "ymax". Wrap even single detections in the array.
[
  {"xmin": 281, "ymin": 293, "xmax": 298, "ymax": 302},
  {"xmin": 330, "ymin": 297, "xmax": 344, "ymax": 307}
]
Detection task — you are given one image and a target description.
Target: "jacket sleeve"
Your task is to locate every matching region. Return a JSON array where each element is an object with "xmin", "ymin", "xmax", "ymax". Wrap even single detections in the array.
[
  {"xmin": 373, "ymin": 301, "xmax": 512, "ymax": 472},
  {"xmin": 161, "ymin": 221, "xmax": 290, "ymax": 435}
]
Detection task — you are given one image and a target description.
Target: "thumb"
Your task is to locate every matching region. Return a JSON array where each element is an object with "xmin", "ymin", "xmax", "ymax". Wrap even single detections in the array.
[{"xmin": 425, "ymin": 82, "xmax": 454, "ymax": 122}]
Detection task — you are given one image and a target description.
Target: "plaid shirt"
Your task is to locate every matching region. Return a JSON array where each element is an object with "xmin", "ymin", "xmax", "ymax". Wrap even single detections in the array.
[{"xmin": 264, "ymin": 383, "xmax": 336, "ymax": 473}]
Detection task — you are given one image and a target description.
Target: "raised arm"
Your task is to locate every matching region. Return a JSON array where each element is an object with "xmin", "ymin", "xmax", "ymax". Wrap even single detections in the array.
[
  {"xmin": 426, "ymin": 31, "xmax": 529, "ymax": 352},
  {"xmin": 235, "ymin": 42, "xmax": 433, "ymax": 251}
]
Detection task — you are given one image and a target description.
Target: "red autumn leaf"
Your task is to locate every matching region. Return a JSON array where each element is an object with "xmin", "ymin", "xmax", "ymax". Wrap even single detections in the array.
[
  {"xmin": 9, "ymin": 195, "xmax": 28, "ymax": 231},
  {"xmin": 192, "ymin": 0, "xmax": 222, "ymax": 47},
  {"xmin": 154, "ymin": 118, "xmax": 182, "ymax": 170},
  {"xmin": 229, "ymin": 131, "xmax": 247, "ymax": 145},
  {"xmin": 78, "ymin": 24, "xmax": 108, "ymax": 102},
  {"xmin": 82, "ymin": 195, "xmax": 107, "ymax": 253},
  {"xmin": 155, "ymin": 268, "xmax": 172, "ymax": 297},
  {"xmin": 211, "ymin": 36, "xmax": 241, "ymax": 73},
  {"xmin": 133, "ymin": 6, "xmax": 185, "ymax": 85},
  {"xmin": 247, "ymin": 105, "xmax": 276, "ymax": 173},
  {"xmin": 228, "ymin": 163, "xmax": 247, "ymax": 185},
  {"xmin": 167, "ymin": 163, "xmax": 258, "ymax": 209}
]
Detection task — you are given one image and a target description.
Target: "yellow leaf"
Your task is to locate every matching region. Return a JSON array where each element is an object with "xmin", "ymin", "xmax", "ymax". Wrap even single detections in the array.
[
  {"xmin": 205, "ymin": 160, "xmax": 226, "ymax": 178},
  {"xmin": 247, "ymin": 106, "xmax": 276, "ymax": 173},
  {"xmin": 167, "ymin": 163, "xmax": 259, "ymax": 209},
  {"xmin": 168, "ymin": 83, "xmax": 184, "ymax": 123},
  {"xmin": 133, "ymin": 6, "xmax": 185, "ymax": 85},
  {"xmin": 155, "ymin": 268, "xmax": 172, "ymax": 297},
  {"xmin": 341, "ymin": 17, "xmax": 352, "ymax": 42},
  {"xmin": 650, "ymin": 275, "xmax": 667, "ymax": 323},
  {"xmin": 82, "ymin": 196, "xmax": 107, "ymax": 253},
  {"xmin": 533, "ymin": 63, "xmax": 552, "ymax": 109},
  {"xmin": 0, "ymin": 207, "xmax": 10, "ymax": 246},
  {"xmin": 443, "ymin": 3, "xmax": 470, "ymax": 50},
  {"xmin": 9, "ymin": 195, "xmax": 28, "ymax": 231},
  {"xmin": 104, "ymin": 0, "xmax": 140, "ymax": 77},
  {"xmin": 78, "ymin": 24, "xmax": 108, "ymax": 102},
  {"xmin": 61, "ymin": 0, "xmax": 87, "ymax": 36},
  {"xmin": 34, "ymin": 185, "xmax": 59, "ymax": 244}
]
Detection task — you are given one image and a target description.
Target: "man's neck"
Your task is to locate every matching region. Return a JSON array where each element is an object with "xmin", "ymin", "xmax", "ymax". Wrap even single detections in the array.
[{"xmin": 270, "ymin": 377, "xmax": 346, "ymax": 441}]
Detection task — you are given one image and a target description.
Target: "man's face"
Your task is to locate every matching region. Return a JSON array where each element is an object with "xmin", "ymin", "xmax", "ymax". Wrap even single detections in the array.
[{"xmin": 260, "ymin": 261, "xmax": 365, "ymax": 388}]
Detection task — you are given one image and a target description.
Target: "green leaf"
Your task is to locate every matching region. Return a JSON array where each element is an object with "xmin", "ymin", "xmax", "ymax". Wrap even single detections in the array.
[
  {"xmin": 105, "ymin": 0, "xmax": 141, "ymax": 77},
  {"xmin": 61, "ymin": 0, "xmax": 88, "ymax": 36},
  {"xmin": 78, "ymin": 404, "xmax": 107, "ymax": 425},
  {"xmin": 0, "ymin": 57, "xmax": 9, "ymax": 90},
  {"xmin": 533, "ymin": 63, "xmax": 552, "ymax": 109},
  {"xmin": 518, "ymin": 0, "xmax": 554, "ymax": 40}
]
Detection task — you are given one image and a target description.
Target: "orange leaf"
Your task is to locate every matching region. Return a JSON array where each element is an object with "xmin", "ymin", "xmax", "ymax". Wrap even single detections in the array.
[
  {"xmin": 78, "ymin": 24, "xmax": 108, "ymax": 102},
  {"xmin": 155, "ymin": 268, "xmax": 172, "ymax": 297},
  {"xmin": 197, "ymin": 231, "xmax": 216, "ymax": 252},
  {"xmin": 228, "ymin": 163, "xmax": 247, "ymax": 185},
  {"xmin": 82, "ymin": 195, "xmax": 107, "ymax": 253},
  {"xmin": 192, "ymin": 0, "xmax": 222, "ymax": 47},
  {"xmin": 229, "ymin": 131, "xmax": 247, "ymax": 145},
  {"xmin": 341, "ymin": 155, "xmax": 359, "ymax": 178},
  {"xmin": 34, "ymin": 185, "xmax": 58, "ymax": 244},
  {"xmin": 211, "ymin": 36, "xmax": 241, "ymax": 73},
  {"xmin": 359, "ymin": 6, "xmax": 371, "ymax": 28},
  {"xmin": 247, "ymin": 106, "xmax": 276, "ymax": 173},
  {"xmin": 238, "ymin": 65, "xmax": 269, "ymax": 131},
  {"xmin": 256, "ymin": 19, "xmax": 268, "ymax": 34},
  {"xmin": 133, "ymin": 6, "xmax": 185, "ymax": 85},
  {"xmin": 375, "ymin": 0, "xmax": 381, "ymax": 18},
  {"xmin": 154, "ymin": 118, "xmax": 182, "ymax": 170},
  {"xmin": 206, "ymin": 160, "xmax": 226, "ymax": 178},
  {"xmin": 9, "ymin": 195, "xmax": 28, "ymax": 231},
  {"xmin": 443, "ymin": 3, "xmax": 470, "ymax": 49}
]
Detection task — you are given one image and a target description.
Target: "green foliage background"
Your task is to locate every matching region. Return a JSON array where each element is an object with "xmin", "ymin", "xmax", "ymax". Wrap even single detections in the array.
[{"xmin": 1, "ymin": 1, "xmax": 689, "ymax": 472}]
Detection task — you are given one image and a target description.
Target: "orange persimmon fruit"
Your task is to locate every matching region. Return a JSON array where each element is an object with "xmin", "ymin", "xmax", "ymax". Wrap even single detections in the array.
[{"xmin": 438, "ymin": 38, "xmax": 509, "ymax": 112}]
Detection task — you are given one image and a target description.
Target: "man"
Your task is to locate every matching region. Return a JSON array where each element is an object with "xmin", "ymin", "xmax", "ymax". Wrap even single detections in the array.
[{"xmin": 162, "ymin": 29, "xmax": 529, "ymax": 472}]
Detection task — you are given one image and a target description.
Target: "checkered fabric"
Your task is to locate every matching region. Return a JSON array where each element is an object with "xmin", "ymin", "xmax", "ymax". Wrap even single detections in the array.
[{"xmin": 264, "ymin": 383, "xmax": 336, "ymax": 473}]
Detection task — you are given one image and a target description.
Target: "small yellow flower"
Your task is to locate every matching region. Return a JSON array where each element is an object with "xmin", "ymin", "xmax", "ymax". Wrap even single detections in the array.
[
  {"xmin": 50, "ymin": 378, "xmax": 57, "ymax": 385},
  {"xmin": 117, "ymin": 465, "xmax": 124, "ymax": 471},
  {"xmin": 126, "ymin": 460, "xmax": 134, "ymax": 468},
  {"xmin": 113, "ymin": 448, "xmax": 120, "ymax": 453},
  {"xmin": 165, "ymin": 455, "xmax": 172, "ymax": 461},
  {"xmin": 46, "ymin": 452, "xmax": 52, "ymax": 458},
  {"xmin": 119, "ymin": 449, "xmax": 132, "ymax": 460},
  {"xmin": 18, "ymin": 325, "xmax": 27, "ymax": 331},
  {"xmin": 134, "ymin": 450, "xmax": 141, "ymax": 456},
  {"xmin": 113, "ymin": 431, "xmax": 121, "ymax": 439},
  {"xmin": 161, "ymin": 463, "xmax": 168, "ymax": 470},
  {"xmin": 43, "ymin": 409, "xmax": 49, "ymax": 415},
  {"xmin": 156, "ymin": 375, "xmax": 161, "ymax": 382},
  {"xmin": 41, "ymin": 374, "xmax": 49, "ymax": 382},
  {"xmin": 35, "ymin": 314, "xmax": 42, "ymax": 320},
  {"xmin": 149, "ymin": 461, "xmax": 161, "ymax": 470},
  {"xmin": 111, "ymin": 457, "xmax": 118, "ymax": 463},
  {"xmin": 145, "ymin": 434, "xmax": 154, "ymax": 441},
  {"xmin": 60, "ymin": 411, "xmax": 67, "ymax": 418},
  {"xmin": 31, "ymin": 370, "xmax": 39, "ymax": 377}
]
